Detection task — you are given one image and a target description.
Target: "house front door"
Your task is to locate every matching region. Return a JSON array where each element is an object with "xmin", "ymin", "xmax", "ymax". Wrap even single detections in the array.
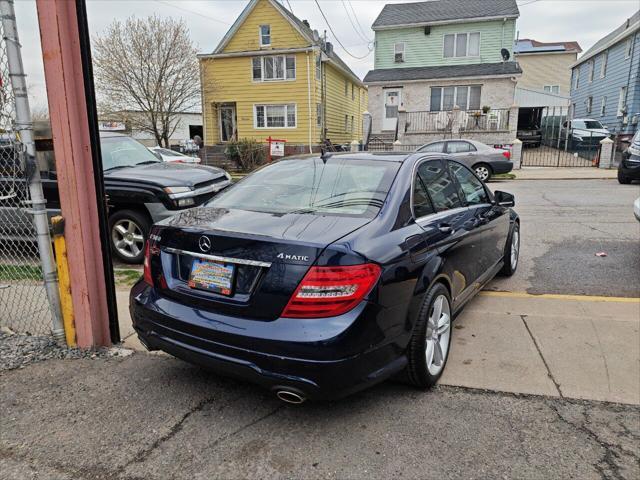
[
  {"xmin": 219, "ymin": 104, "xmax": 236, "ymax": 142},
  {"xmin": 383, "ymin": 89, "xmax": 401, "ymax": 131}
]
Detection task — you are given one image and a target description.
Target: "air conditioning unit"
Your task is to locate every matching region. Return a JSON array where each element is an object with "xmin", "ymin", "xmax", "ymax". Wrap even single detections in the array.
[{"xmin": 395, "ymin": 53, "xmax": 404, "ymax": 63}]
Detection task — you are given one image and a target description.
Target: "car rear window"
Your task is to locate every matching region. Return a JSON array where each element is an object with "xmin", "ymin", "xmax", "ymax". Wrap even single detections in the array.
[{"xmin": 208, "ymin": 156, "xmax": 399, "ymax": 217}]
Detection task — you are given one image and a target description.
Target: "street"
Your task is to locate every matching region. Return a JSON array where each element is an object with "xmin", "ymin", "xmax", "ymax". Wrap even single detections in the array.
[{"xmin": 2, "ymin": 176, "xmax": 639, "ymax": 479}]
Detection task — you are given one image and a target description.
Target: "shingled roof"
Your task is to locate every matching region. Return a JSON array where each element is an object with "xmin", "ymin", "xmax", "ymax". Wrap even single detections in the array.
[
  {"xmin": 363, "ymin": 62, "xmax": 522, "ymax": 83},
  {"xmin": 515, "ymin": 39, "xmax": 582, "ymax": 54},
  {"xmin": 372, "ymin": 0, "xmax": 519, "ymax": 30}
]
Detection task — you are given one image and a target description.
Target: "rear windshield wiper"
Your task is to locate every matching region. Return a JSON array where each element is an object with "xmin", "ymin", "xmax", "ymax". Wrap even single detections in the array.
[
  {"xmin": 135, "ymin": 160, "xmax": 161, "ymax": 166},
  {"xmin": 104, "ymin": 165, "xmax": 134, "ymax": 172}
]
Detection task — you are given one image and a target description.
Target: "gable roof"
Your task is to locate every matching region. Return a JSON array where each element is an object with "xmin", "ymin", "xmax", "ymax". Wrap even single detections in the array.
[
  {"xmin": 574, "ymin": 10, "xmax": 640, "ymax": 66},
  {"xmin": 515, "ymin": 39, "xmax": 582, "ymax": 54},
  {"xmin": 207, "ymin": 0, "xmax": 363, "ymax": 85},
  {"xmin": 363, "ymin": 62, "xmax": 522, "ymax": 83},
  {"xmin": 372, "ymin": 0, "xmax": 519, "ymax": 30}
]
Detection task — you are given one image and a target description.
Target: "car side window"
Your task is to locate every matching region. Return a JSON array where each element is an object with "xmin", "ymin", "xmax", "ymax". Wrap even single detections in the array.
[
  {"xmin": 446, "ymin": 141, "xmax": 474, "ymax": 154},
  {"xmin": 448, "ymin": 161, "xmax": 490, "ymax": 205},
  {"xmin": 413, "ymin": 169, "xmax": 435, "ymax": 218},
  {"xmin": 418, "ymin": 142, "xmax": 444, "ymax": 153},
  {"xmin": 416, "ymin": 160, "xmax": 463, "ymax": 212}
]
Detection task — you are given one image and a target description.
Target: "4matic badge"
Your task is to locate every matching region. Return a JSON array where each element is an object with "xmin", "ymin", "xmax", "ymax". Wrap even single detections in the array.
[{"xmin": 277, "ymin": 253, "xmax": 309, "ymax": 262}]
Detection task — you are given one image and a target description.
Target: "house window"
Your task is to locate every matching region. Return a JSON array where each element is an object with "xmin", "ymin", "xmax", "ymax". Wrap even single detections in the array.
[
  {"xmin": 254, "ymin": 104, "xmax": 296, "ymax": 128},
  {"xmin": 394, "ymin": 42, "xmax": 405, "ymax": 63},
  {"xmin": 351, "ymin": 115, "xmax": 354, "ymax": 133},
  {"xmin": 251, "ymin": 55, "xmax": 296, "ymax": 81},
  {"xmin": 574, "ymin": 67, "xmax": 580, "ymax": 89},
  {"xmin": 544, "ymin": 85, "xmax": 560, "ymax": 94},
  {"xmin": 430, "ymin": 85, "xmax": 481, "ymax": 111},
  {"xmin": 586, "ymin": 96, "xmax": 593, "ymax": 114},
  {"xmin": 625, "ymin": 38, "xmax": 632, "ymax": 59},
  {"xmin": 600, "ymin": 51, "xmax": 607, "ymax": 78},
  {"xmin": 345, "ymin": 80, "xmax": 349, "ymax": 96},
  {"xmin": 588, "ymin": 60, "xmax": 594, "ymax": 82},
  {"xmin": 618, "ymin": 86, "xmax": 627, "ymax": 116},
  {"xmin": 600, "ymin": 97, "xmax": 606, "ymax": 117},
  {"xmin": 351, "ymin": 83, "xmax": 355, "ymax": 100},
  {"xmin": 443, "ymin": 32, "xmax": 480, "ymax": 58},
  {"xmin": 316, "ymin": 103, "xmax": 322, "ymax": 127},
  {"xmin": 344, "ymin": 115, "xmax": 348, "ymax": 132},
  {"xmin": 259, "ymin": 25, "xmax": 271, "ymax": 47}
]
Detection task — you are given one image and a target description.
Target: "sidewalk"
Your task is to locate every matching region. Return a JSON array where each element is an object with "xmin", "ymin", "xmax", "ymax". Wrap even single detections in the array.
[
  {"xmin": 117, "ymin": 289, "xmax": 640, "ymax": 405},
  {"xmin": 512, "ymin": 167, "xmax": 618, "ymax": 180}
]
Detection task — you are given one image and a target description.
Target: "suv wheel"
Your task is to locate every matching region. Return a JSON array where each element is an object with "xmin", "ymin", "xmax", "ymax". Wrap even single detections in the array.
[
  {"xmin": 618, "ymin": 169, "xmax": 631, "ymax": 184},
  {"xmin": 109, "ymin": 210, "xmax": 150, "ymax": 264},
  {"xmin": 500, "ymin": 222, "xmax": 520, "ymax": 276}
]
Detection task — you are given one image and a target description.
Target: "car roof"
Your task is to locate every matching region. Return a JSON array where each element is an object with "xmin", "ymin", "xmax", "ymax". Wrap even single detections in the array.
[
  {"xmin": 283, "ymin": 152, "xmax": 412, "ymax": 163},
  {"xmin": 418, "ymin": 138, "xmax": 491, "ymax": 149}
]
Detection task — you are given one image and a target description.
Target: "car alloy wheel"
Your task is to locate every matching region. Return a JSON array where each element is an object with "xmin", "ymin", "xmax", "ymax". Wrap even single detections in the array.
[
  {"xmin": 111, "ymin": 219, "xmax": 145, "ymax": 259},
  {"xmin": 425, "ymin": 294, "xmax": 451, "ymax": 375},
  {"xmin": 510, "ymin": 228, "xmax": 520, "ymax": 270},
  {"xmin": 475, "ymin": 165, "xmax": 490, "ymax": 181}
]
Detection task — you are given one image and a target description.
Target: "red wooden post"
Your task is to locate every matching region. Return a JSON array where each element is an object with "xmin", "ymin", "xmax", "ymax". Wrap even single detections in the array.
[
  {"xmin": 267, "ymin": 136, "xmax": 272, "ymax": 162},
  {"xmin": 36, "ymin": 0, "xmax": 111, "ymax": 347}
]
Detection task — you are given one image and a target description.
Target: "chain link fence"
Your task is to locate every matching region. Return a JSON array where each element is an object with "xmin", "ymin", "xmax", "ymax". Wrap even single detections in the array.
[{"xmin": 0, "ymin": 18, "xmax": 53, "ymax": 335}]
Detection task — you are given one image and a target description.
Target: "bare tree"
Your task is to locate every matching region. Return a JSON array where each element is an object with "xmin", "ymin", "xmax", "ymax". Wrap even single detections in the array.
[{"xmin": 93, "ymin": 16, "xmax": 201, "ymax": 147}]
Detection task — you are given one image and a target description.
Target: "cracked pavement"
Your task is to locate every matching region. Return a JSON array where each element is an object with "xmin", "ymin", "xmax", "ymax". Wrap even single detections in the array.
[{"xmin": 1, "ymin": 354, "xmax": 639, "ymax": 480}]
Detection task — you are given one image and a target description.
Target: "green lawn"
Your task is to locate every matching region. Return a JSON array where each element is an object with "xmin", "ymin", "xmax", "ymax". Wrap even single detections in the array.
[{"xmin": 0, "ymin": 264, "xmax": 43, "ymax": 281}]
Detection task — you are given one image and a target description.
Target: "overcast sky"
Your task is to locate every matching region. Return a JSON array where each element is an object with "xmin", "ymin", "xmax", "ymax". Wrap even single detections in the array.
[{"xmin": 16, "ymin": 0, "xmax": 640, "ymax": 111}]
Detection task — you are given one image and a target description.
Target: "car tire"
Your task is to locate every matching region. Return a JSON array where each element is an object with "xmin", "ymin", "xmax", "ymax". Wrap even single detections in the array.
[
  {"xmin": 499, "ymin": 222, "xmax": 520, "ymax": 277},
  {"xmin": 403, "ymin": 283, "xmax": 453, "ymax": 389},
  {"xmin": 108, "ymin": 209, "xmax": 151, "ymax": 264},
  {"xmin": 473, "ymin": 163, "xmax": 492, "ymax": 182},
  {"xmin": 617, "ymin": 169, "xmax": 631, "ymax": 184}
]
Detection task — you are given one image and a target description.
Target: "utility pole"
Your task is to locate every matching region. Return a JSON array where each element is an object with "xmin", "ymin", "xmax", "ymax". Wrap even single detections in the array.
[{"xmin": 0, "ymin": 0, "xmax": 65, "ymax": 344}]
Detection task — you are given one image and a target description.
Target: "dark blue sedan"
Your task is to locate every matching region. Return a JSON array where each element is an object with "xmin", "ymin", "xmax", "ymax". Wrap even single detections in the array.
[{"xmin": 130, "ymin": 152, "xmax": 520, "ymax": 403}]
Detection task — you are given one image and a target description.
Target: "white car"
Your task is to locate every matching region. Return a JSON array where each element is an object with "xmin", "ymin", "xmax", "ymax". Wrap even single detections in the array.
[
  {"xmin": 634, "ymin": 197, "xmax": 640, "ymax": 222},
  {"xmin": 561, "ymin": 119, "xmax": 610, "ymax": 147},
  {"xmin": 148, "ymin": 146, "xmax": 201, "ymax": 164}
]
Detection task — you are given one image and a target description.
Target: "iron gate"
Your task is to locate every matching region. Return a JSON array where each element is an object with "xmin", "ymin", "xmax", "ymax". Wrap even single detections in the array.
[{"xmin": 521, "ymin": 107, "xmax": 601, "ymax": 167}]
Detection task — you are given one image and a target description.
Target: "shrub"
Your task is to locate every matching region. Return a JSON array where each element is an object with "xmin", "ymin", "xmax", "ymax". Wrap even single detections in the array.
[{"xmin": 225, "ymin": 139, "xmax": 266, "ymax": 172}]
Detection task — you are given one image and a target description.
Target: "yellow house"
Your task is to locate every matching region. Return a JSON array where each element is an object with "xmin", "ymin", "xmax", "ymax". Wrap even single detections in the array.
[{"xmin": 198, "ymin": 0, "xmax": 367, "ymax": 150}]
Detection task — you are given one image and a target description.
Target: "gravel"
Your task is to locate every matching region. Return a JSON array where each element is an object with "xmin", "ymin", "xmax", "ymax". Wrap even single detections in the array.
[{"xmin": 0, "ymin": 331, "xmax": 113, "ymax": 372}]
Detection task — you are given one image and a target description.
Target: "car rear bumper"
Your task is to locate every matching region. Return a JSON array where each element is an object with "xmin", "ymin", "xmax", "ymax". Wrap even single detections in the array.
[
  {"xmin": 619, "ymin": 158, "xmax": 640, "ymax": 180},
  {"xmin": 490, "ymin": 160, "xmax": 513, "ymax": 174},
  {"xmin": 129, "ymin": 282, "xmax": 408, "ymax": 400}
]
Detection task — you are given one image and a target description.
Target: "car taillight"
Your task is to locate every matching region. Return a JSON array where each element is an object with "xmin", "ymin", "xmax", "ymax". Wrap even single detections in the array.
[
  {"xmin": 281, "ymin": 263, "xmax": 381, "ymax": 318},
  {"xmin": 502, "ymin": 150, "xmax": 511, "ymax": 160},
  {"xmin": 143, "ymin": 241, "xmax": 153, "ymax": 286}
]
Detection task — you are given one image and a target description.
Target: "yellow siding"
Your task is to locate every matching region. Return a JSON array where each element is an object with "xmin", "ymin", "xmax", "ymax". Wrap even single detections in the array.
[
  {"xmin": 223, "ymin": 0, "xmax": 308, "ymax": 52},
  {"xmin": 516, "ymin": 52, "xmax": 578, "ymax": 97},
  {"xmin": 200, "ymin": 0, "xmax": 367, "ymax": 147},
  {"xmin": 202, "ymin": 51, "xmax": 317, "ymax": 144},
  {"xmin": 323, "ymin": 63, "xmax": 366, "ymax": 143}
]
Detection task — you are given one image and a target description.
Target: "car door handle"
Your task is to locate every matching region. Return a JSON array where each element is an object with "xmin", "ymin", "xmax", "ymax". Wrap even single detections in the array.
[{"xmin": 438, "ymin": 223, "xmax": 454, "ymax": 234}]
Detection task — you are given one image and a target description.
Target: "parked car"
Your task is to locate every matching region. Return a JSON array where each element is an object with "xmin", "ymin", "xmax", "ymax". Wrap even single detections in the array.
[
  {"xmin": 561, "ymin": 119, "xmax": 610, "ymax": 148},
  {"xmin": 517, "ymin": 107, "xmax": 543, "ymax": 148},
  {"xmin": 148, "ymin": 146, "xmax": 201, "ymax": 164},
  {"xmin": 130, "ymin": 152, "xmax": 520, "ymax": 402},
  {"xmin": 416, "ymin": 139, "xmax": 512, "ymax": 181},
  {"xmin": 0, "ymin": 133, "xmax": 232, "ymax": 263},
  {"xmin": 618, "ymin": 129, "xmax": 640, "ymax": 184},
  {"xmin": 634, "ymin": 197, "xmax": 640, "ymax": 222}
]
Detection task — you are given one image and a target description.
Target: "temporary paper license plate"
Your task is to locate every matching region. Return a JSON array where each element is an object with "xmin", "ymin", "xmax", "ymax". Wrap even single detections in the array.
[{"xmin": 188, "ymin": 259, "xmax": 235, "ymax": 295}]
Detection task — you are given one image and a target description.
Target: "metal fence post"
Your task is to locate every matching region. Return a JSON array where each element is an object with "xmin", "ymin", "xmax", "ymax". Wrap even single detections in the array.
[{"xmin": 0, "ymin": 0, "xmax": 64, "ymax": 343}]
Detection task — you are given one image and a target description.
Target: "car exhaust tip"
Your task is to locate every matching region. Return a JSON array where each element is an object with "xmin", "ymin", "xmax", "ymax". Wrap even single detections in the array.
[{"xmin": 275, "ymin": 389, "xmax": 306, "ymax": 404}]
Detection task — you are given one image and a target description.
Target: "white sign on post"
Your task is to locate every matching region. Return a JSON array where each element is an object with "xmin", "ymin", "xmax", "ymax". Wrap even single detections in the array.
[{"xmin": 270, "ymin": 141, "xmax": 285, "ymax": 157}]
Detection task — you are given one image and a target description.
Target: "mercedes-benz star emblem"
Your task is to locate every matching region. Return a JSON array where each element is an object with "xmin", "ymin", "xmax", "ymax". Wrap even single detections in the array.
[{"xmin": 198, "ymin": 236, "xmax": 211, "ymax": 253}]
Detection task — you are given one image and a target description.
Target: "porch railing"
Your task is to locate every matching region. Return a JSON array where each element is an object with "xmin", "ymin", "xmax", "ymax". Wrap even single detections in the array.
[{"xmin": 404, "ymin": 108, "xmax": 510, "ymax": 133}]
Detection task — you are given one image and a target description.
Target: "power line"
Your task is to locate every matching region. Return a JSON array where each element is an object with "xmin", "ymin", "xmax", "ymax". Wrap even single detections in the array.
[
  {"xmin": 346, "ymin": 0, "xmax": 372, "ymax": 42},
  {"xmin": 156, "ymin": 0, "xmax": 232, "ymax": 25},
  {"xmin": 341, "ymin": 0, "xmax": 370, "ymax": 44},
  {"xmin": 313, "ymin": 0, "xmax": 372, "ymax": 60},
  {"xmin": 285, "ymin": 0, "xmax": 295, "ymax": 14}
]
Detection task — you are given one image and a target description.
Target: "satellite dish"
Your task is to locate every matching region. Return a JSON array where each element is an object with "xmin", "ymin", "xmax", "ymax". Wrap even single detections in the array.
[{"xmin": 501, "ymin": 48, "xmax": 510, "ymax": 61}]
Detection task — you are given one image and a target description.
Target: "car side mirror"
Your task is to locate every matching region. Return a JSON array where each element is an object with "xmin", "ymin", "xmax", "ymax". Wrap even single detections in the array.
[{"xmin": 494, "ymin": 190, "xmax": 515, "ymax": 207}]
